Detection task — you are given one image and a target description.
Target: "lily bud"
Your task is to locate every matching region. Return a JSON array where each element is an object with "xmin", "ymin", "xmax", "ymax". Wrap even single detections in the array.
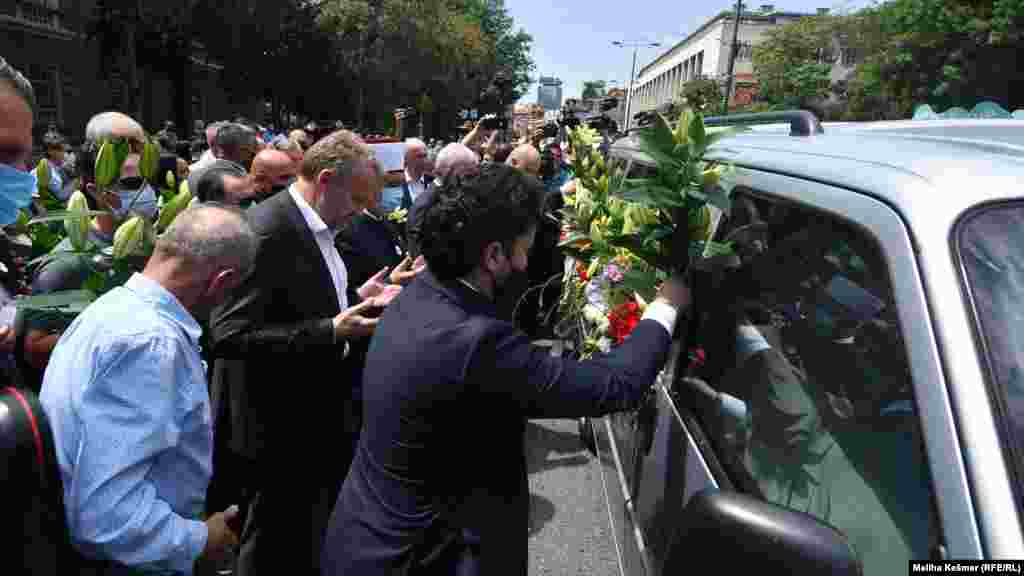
[
  {"xmin": 112, "ymin": 215, "xmax": 143, "ymax": 260},
  {"xmin": 65, "ymin": 190, "xmax": 90, "ymax": 251},
  {"xmin": 157, "ymin": 186, "xmax": 192, "ymax": 231},
  {"xmin": 94, "ymin": 140, "xmax": 118, "ymax": 188},
  {"xmin": 35, "ymin": 158, "xmax": 50, "ymax": 196},
  {"xmin": 702, "ymin": 167, "xmax": 722, "ymax": 189},
  {"xmin": 141, "ymin": 139, "xmax": 160, "ymax": 183}
]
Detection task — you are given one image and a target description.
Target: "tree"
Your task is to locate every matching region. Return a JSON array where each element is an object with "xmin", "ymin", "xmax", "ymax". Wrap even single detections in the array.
[
  {"xmin": 751, "ymin": 14, "xmax": 838, "ymax": 109},
  {"xmin": 582, "ymin": 81, "xmax": 607, "ymax": 100},
  {"xmin": 679, "ymin": 77, "xmax": 723, "ymax": 113}
]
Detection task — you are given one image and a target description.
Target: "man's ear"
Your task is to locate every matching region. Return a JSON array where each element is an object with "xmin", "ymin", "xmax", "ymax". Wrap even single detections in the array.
[
  {"xmin": 316, "ymin": 168, "xmax": 334, "ymax": 191},
  {"xmin": 482, "ymin": 241, "xmax": 505, "ymax": 274},
  {"xmin": 206, "ymin": 268, "xmax": 238, "ymax": 298}
]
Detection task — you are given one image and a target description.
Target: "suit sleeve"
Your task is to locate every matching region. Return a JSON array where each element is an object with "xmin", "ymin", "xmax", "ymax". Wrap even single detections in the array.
[
  {"xmin": 210, "ymin": 230, "xmax": 336, "ymax": 358},
  {"xmin": 468, "ymin": 311, "xmax": 677, "ymax": 419}
]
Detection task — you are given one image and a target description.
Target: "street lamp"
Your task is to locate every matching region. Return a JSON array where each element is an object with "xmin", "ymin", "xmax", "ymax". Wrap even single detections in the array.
[{"xmin": 613, "ymin": 40, "xmax": 661, "ymax": 131}]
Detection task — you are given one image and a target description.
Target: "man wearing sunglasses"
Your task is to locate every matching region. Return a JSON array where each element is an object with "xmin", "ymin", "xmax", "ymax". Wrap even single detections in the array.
[{"xmin": 30, "ymin": 115, "xmax": 159, "ymax": 296}]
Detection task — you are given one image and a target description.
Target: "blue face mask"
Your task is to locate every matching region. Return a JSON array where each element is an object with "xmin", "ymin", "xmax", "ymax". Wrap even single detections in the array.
[
  {"xmin": 115, "ymin": 184, "xmax": 158, "ymax": 220},
  {"xmin": 0, "ymin": 163, "xmax": 36, "ymax": 225}
]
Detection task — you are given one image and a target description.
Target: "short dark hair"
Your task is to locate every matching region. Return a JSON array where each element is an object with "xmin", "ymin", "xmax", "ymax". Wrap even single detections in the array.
[
  {"xmin": 196, "ymin": 163, "xmax": 246, "ymax": 203},
  {"xmin": 214, "ymin": 123, "xmax": 257, "ymax": 159},
  {"xmin": 0, "ymin": 57, "xmax": 35, "ymax": 113},
  {"xmin": 418, "ymin": 163, "xmax": 543, "ymax": 281}
]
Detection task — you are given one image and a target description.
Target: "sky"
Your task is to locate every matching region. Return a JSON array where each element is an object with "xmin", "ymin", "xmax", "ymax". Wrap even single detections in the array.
[{"xmin": 505, "ymin": 0, "xmax": 877, "ymax": 104}]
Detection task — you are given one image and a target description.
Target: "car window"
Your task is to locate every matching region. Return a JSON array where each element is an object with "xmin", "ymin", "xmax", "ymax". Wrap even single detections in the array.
[
  {"xmin": 957, "ymin": 202, "xmax": 1024, "ymax": 501},
  {"xmin": 684, "ymin": 189, "xmax": 937, "ymax": 575}
]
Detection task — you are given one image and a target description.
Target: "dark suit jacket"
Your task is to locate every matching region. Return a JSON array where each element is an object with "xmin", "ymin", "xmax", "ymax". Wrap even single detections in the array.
[
  {"xmin": 321, "ymin": 270, "xmax": 674, "ymax": 576},
  {"xmin": 404, "ymin": 182, "xmax": 437, "ymax": 259},
  {"xmin": 400, "ymin": 175, "xmax": 433, "ymax": 211},
  {"xmin": 337, "ymin": 209, "xmax": 407, "ymax": 291},
  {"xmin": 209, "ymin": 189, "xmax": 355, "ymax": 467}
]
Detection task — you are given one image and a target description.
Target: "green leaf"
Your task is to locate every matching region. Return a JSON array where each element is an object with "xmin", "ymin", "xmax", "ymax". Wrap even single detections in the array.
[
  {"xmin": 28, "ymin": 210, "xmax": 110, "ymax": 225},
  {"xmin": 618, "ymin": 267, "xmax": 660, "ymax": 301},
  {"xmin": 82, "ymin": 272, "xmax": 107, "ymax": 294},
  {"xmin": 688, "ymin": 113, "xmax": 707, "ymax": 158},
  {"xmin": 112, "ymin": 139, "xmax": 130, "ymax": 177},
  {"xmin": 705, "ymin": 185, "xmax": 733, "ymax": 215},
  {"xmin": 618, "ymin": 184, "xmax": 687, "ymax": 209},
  {"xmin": 705, "ymin": 126, "xmax": 745, "ymax": 148},
  {"xmin": 633, "ymin": 139, "xmax": 683, "ymax": 172},
  {"xmin": 638, "ymin": 112, "xmax": 677, "ymax": 156}
]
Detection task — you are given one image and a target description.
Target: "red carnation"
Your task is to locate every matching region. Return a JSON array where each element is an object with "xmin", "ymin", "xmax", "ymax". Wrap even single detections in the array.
[
  {"xmin": 607, "ymin": 301, "xmax": 642, "ymax": 344},
  {"xmin": 577, "ymin": 262, "xmax": 589, "ymax": 282}
]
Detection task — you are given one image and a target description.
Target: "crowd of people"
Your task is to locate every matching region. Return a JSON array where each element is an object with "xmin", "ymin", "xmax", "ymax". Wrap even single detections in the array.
[{"xmin": 1, "ymin": 54, "xmax": 691, "ymax": 576}]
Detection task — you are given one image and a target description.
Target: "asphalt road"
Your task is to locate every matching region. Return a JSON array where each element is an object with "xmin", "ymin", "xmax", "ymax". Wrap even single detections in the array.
[{"xmin": 526, "ymin": 419, "xmax": 621, "ymax": 576}]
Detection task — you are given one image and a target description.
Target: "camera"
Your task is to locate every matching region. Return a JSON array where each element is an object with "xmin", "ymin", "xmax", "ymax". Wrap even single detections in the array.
[
  {"xmin": 542, "ymin": 122, "xmax": 559, "ymax": 139},
  {"xmin": 480, "ymin": 114, "xmax": 508, "ymax": 131}
]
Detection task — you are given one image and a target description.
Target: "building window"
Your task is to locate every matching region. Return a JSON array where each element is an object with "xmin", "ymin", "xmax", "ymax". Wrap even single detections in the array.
[
  {"xmin": 842, "ymin": 47, "xmax": 860, "ymax": 67},
  {"xmin": 14, "ymin": 0, "xmax": 62, "ymax": 28},
  {"xmin": 737, "ymin": 42, "xmax": 754, "ymax": 61},
  {"xmin": 21, "ymin": 62, "xmax": 61, "ymax": 128}
]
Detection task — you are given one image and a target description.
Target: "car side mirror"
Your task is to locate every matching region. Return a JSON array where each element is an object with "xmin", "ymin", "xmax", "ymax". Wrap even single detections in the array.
[{"xmin": 669, "ymin": 489, "xmax": 862, "ymax": 575}]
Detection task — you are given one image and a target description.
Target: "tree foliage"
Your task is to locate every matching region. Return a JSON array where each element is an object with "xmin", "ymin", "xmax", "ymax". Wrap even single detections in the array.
[
  {"xmin": 582, "ymin": 81, "xmax": 607, "ymax": 99},
  {"xmin": 678, "ymin": 77, "xmax": 723, "ymax": 113},
  {"xmin": 79, "ymin": 0, "xmax": 534, "ymax": 138},
  {"xmin": 750, "ymin": 0, "xmax": 1024, "ymax": 120}
]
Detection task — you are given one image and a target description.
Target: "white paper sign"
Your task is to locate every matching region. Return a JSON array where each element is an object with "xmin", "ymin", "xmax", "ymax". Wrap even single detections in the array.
[{"xmin": 372, "ymin": 143, "xmax": 406, "ymax": 172}]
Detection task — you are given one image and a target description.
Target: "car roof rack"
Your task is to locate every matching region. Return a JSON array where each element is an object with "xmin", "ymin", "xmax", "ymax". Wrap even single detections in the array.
[
  {"xmin": 625, "ymin": 109, "xmax": 823, "ymax": 137},
  {"xmin": 703, "ymin": 110, "xmax": 823, "ymax": 136}
]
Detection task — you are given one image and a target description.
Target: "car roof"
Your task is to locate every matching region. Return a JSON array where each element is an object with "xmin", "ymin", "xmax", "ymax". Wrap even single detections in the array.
[{"xmin": 609, "ymin": 119, "xmax": 1024, "ymax": 226}]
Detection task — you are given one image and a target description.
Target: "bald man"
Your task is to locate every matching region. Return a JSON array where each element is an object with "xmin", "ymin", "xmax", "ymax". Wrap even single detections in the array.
[
  {"xmin": 506, "ymin": 143, "xmax": 541, "ymax": 177},
  {"xmin": 251, "ymin": 149, "xmax": 297, "ymax": 200},
  {"xmin": 400, "ymin": 138, "xmax": 431, "ymax": 210}
]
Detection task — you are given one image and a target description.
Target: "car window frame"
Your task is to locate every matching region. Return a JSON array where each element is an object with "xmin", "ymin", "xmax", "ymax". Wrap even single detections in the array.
[
  {"xmin": 680, "ymin": 160, "xmax": 983, "ymax": 554},
  {"xmin": 952, "ymin": 199, "xmax": 1024, "ymax": 522}
]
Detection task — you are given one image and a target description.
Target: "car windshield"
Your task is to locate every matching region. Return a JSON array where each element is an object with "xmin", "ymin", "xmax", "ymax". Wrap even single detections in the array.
[{"xmin": 958, "ymin": 202, "xmax": 1024, "ymax": 482}]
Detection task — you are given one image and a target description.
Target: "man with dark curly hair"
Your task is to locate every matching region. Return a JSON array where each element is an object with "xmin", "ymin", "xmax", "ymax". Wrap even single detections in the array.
[{"xmin": 321, "ymin": 163, "xmax": 691, "ymax": 576}]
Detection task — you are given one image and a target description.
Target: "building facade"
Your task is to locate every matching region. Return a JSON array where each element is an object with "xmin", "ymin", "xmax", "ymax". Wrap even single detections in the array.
[
  {"xmin": 627, "ymin": 5, "xmax": 857, "ymax": 125},
  {"xmin": 537, "ymin": 76, "xmax": 563, "ymax": 111},
  {"xmin": 0, "ymin": 0, "xmax": 262, "ymax": 150}
]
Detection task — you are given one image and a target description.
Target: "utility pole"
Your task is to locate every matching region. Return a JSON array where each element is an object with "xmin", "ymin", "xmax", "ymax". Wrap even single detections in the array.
[
  {"xmin": 613, "ymin": 40, "xmax": 661, "ymax": 131},
  {"xmin": 723, "ymin": 0, "xmax": 743, "ymax": 114}
]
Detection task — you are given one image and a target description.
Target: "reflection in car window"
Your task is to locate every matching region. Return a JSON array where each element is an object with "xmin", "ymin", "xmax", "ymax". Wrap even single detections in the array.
[
  {"xmin": 958, "ymin": 203, "xmax": 1024, "ymax": 492},
  {"xmin": 689, "ymin": 193, "xmax": 935, "ymax": 575}
]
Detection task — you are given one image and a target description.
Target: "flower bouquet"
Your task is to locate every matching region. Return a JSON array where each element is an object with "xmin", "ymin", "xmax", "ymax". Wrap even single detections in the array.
[{"xmin": 555, "ymin": 108, "xmax": 743, "ymax": 356}]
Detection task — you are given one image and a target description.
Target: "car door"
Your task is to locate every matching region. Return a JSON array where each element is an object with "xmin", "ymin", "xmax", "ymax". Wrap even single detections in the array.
[{"xmin": 626, "ymin": 176, "xmax": 944, "ymax": 576}]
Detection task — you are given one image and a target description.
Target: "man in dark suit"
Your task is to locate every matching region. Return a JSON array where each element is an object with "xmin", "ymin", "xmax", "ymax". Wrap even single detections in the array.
[
  {"xmin": 321, "ymin": 164, "xmax": 690, "ymax": 576},
  {"xmin": 405, "ymin": 142, "xmax": 480, "ymax": 259},
  {"xmin": 209, "ymin": 129, "xmax": 403, "ymax": 576}
]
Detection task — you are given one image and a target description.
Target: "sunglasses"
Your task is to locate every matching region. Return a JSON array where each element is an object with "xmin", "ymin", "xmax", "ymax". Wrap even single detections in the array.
[{"xmin": 118, "ymin": 176, "xmax": 144, "ymax": 189}]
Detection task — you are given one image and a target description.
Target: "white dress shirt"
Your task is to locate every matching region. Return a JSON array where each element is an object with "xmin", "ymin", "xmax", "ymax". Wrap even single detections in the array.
[
  {"xmin": 289, "ymin": 185, "xmax": 349, "ymax": 311},
  {"xmin": 405, "ymin": 168, "xmax": 426, "ymax": 202}
]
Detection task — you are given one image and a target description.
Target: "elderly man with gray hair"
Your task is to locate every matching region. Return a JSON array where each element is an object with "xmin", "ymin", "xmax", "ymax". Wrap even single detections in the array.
[
  {"xmin": 40, "ymin": 203, "xmax": 258, "ymax": 575},
  {"xmin": 188, "ymin": 123, "xmax": 260, "ymax": 196},
  {"xmin": 405, "ymin": 142, "xmax": 480, "ymax": 258}
]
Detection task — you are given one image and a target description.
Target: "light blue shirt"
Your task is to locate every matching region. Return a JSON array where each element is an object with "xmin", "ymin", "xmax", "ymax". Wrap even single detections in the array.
[{"xmin": 40, "ymin": 273, "xmax": 211, "ymax": 575}]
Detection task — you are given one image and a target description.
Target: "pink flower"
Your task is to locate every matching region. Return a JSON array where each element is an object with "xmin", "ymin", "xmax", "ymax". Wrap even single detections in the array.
[{"xmin": 603, "ymin": 264, "xmax": 624, "ymax": 284}]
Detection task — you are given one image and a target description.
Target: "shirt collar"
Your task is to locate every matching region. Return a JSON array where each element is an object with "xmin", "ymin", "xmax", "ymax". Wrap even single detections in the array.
[
  {"xmin": 405, "ymin": 168, "xmax": 422, "ymax": 185},
  {"xmin": 289, "ymin": 184, "xmax": 330, "ymax": 236},
  {"xmin": 123, "ymin": 273, "xmax": 202, "ymax": 344}
]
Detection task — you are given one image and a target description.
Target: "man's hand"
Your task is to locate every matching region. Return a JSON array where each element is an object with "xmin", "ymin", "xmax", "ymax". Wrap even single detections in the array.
[
  {"xmin": 333, "ymin": 298, "xmax": 381, "ymax": 340},
  {"xmin": 656, "ymin": 275, "xmax": 692, "ymax": 313},
  {"xmin": 0, "ymin": 326, "xmax": 15, "ymax": 353},
  {"xmin": 202, "ymin": 506, "xmax": 240, "ymax": 564},
  {"xmin": 389, "ymin": 255, "xmax": 426, "ymax": 285}
]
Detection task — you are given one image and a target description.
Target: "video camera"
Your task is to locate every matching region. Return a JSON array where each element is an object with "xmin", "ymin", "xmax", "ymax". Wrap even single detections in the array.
[{"xmin": 480, "ymin": 113, "xmax": 508, "ymax": 131}]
